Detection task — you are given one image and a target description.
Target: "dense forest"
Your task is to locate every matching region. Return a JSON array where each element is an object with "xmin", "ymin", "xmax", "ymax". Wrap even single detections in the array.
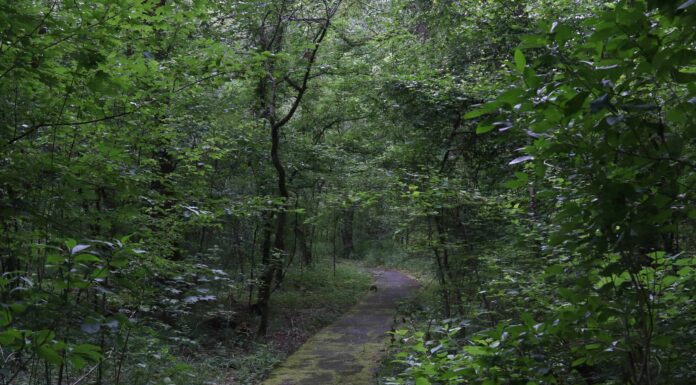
[{"xmin": 1, "ymin": 0, "xmax": 695, "ymax": 384}]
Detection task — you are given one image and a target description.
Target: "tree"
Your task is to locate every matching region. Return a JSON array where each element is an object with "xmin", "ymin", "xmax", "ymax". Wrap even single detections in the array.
[{"xmin": 249, "ymin": 0, "xmax": 343, "ymax": 336}]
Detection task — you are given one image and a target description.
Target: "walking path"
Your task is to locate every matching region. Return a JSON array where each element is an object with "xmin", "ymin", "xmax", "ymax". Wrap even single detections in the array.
[{"xmin": 260, "ymin": 269, "xmax": 419, "ymax": 385}]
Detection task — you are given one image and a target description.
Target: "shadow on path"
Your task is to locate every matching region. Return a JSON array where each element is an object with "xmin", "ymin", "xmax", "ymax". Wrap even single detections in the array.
[{"xmin": 260, "ymin": 269, "xmax": 419, "ymax": 385}]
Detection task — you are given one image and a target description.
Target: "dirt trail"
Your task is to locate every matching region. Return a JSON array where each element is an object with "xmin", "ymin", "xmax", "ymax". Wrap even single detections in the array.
[{"xmin": 260, "ymin": 269, "xmax": 419, "ymax": 385}]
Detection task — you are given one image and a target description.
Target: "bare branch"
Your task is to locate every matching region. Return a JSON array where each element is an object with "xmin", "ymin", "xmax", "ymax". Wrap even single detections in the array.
[
  {"xmin": 283, "ymin": 75, "xmax": 302, "ymax": 92},
  {"xmin": 273, "ymin": 0, "xmax": 342, "ymax": 130},
  {"xmin": 287, "ymin": 17, "xmax": 326, "ymax": 23},
  {"xmin": 6, "ymin": 111, "xmax": 132, "ymax": 146}
]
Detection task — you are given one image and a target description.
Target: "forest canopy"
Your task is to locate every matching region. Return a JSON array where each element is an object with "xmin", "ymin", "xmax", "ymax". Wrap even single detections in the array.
[{"xmin": 1, "ymin": 0, "xmax": 695, "ymax": 384}]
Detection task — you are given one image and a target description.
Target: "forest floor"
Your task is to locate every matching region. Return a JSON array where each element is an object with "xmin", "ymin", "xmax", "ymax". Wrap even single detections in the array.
[{"xmin": 259, "ymin": 269, "xmax": 419, "ymax": 385}]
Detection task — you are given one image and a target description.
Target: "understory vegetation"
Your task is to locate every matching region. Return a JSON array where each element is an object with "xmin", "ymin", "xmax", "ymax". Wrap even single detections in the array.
[{"xmin": 1, "ymin": 0, "xmax": 695, "ymax": 385}]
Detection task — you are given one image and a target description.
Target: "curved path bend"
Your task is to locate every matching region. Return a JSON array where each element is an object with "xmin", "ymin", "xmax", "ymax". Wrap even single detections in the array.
[{"xmin": 261, "ymin": 269, "xmax": 418, "ymax": 385}]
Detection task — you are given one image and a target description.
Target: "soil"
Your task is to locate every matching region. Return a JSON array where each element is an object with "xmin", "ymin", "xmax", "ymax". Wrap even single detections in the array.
[{"xmin": 259, "ymin": 269, "xmax": 419, "ymax": 385}]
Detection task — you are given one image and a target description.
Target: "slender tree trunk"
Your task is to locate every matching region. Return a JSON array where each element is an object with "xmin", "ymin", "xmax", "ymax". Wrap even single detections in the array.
[
  {"xmin": 256, "ymin": 115, "xmax": 292, "ymax": 337},
  {"xmin": 296, "ymin": 221, "xmax": 312, "ymax": 266},
  {"xmin": 341, "ymin": 204, "xmax": 355, "ymax": 258},
  {"xmin": 429, "ymin": 218, "xmax": 451, "ymax": 318},
  {"xmin": 247, "ymin": 223, "xmax": 258, "ymax": 308},
  {"xmin": 332, "ymin": 209, "xmax": 337, "ymax": 276},
  {"xmin": 256, "ymin": 212, "xmax": 275, "ymax": 336}
]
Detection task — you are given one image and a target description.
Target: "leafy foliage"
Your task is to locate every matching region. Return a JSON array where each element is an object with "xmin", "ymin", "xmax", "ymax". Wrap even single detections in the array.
[
  {"xmin": 382, "ymin": 1, "xmax": 696, "ymax": 385},
  {"xmin": 1, "ymin": 0, "xmax": 695, "ymax": 384}
]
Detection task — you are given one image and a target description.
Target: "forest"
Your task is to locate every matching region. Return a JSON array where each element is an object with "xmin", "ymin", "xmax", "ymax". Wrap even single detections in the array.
[{"xmin": 1, "ymin": 0, "xmax": 695, "ymax": 384}]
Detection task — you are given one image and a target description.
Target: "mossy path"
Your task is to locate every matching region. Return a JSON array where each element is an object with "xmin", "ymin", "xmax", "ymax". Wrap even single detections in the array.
[{"xmin": 260, "ymin": 269, "xmax": 418, "ymax": 385}]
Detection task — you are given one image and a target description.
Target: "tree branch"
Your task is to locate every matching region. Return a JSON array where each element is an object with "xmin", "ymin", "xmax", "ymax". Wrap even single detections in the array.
[
  {"xmin": 272, "ymin": 0, "xmax": 341, "ymax": 130},
  {"xmin": 6, "ymin": 111, "xmax": 132, "ymax": 146}
]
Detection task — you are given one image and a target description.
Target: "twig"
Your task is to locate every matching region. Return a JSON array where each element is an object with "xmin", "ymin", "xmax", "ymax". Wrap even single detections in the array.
[{"xmin": 69, "ymin": 363, "xmax": 100, "ymax": 385}]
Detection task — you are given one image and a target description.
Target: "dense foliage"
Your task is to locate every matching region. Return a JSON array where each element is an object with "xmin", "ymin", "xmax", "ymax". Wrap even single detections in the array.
[
  {"xmin": 1, "ymin": 0, "xmax": 694, "ymax": 384},
  {"xmin": 379, "ymin": 1, "xmax": 696, "ymax": 385}
]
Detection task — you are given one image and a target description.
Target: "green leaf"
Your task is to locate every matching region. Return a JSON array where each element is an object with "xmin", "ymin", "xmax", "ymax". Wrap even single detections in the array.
[
  {"xmin": 464, "ymin": 345, "xmax": 490, "ymax": 356},
  {"xmin": 37, "ymin": 345, "xmax": 63, "ymax": 365},
  {"xmin": 69, "ymin": 355, "xmax": 87, "ymax": 370},
  {"xmin": 497, "ymin": 87, "xmax": 525, "ymax": 105},
  {"xmin": 523, "ymin": 67, "xmax": 540, "ymax": 89},
  {"xmin": 572, "ymin": 357, "xmax": 586, "ymax": 367},
  {"xmin": 464, "ymin": 102, "xmax": 499, "ymax": 119},
  {"xmin": 674, "ymin": 70, "xmax": 696, "ymax": 84},
  {"xmin": 73, "ymin": 344, "xmax": 103, "ymax": 361},
  {"xmin": 0, "ymin": 328, "xmax": 21, "ymax": 345},
  {"xmin": 661, "ymin": 275, "xmax": 679, "ymax": 286},
  {"xmin": 74, "ymin": 254, "xmax": 102, "ymax": 263},
  {"xmin": 514, "ymin": 49, "xmax": 526, "ymax": 73},
  {"xmin": 65, "ymin": 239, "xmax": 77, "ymax": 250},
  {"xmin": 505, "ymin": 172, "xmax": 529, "ymax": 189},
  {"xmin": 544, "ymin": 264, "xmax": 564, "ymax": 276},
  {"xmin": 415, "ymin": 377, "xmax": 431, "ymax": 385},
  {"xmin": 521, "ymin": 312, "xmax": 535, "ymax": 326},
  {"xmin": 476, "ymin": 124, "xmax": 495, "ymax": 134},
  {"xmin": 46, "ymin": 254, "xmax": 65, "ymax": 264},
  {"xmin": 519, "ymin": 35, "xmax": 548, "ymax": 49},
  {"xmin": 564, "ymin": 92, "xmax": 589, "ymax": 115},
  {"xmin": 0, "ymin": 308, "xmax": 11, "ymax": 327}
]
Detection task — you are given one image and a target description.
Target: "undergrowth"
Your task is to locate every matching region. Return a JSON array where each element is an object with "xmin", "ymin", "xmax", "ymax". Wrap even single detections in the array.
[{"xmin": 97, "ymin": 262, "xmax": 371, "ymax": 385}]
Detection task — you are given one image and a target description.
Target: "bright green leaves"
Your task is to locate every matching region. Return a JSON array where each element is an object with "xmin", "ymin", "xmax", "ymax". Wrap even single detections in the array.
[{"xmin": 475, "ymin": 124, "xmax": 495, "ymax": 134}]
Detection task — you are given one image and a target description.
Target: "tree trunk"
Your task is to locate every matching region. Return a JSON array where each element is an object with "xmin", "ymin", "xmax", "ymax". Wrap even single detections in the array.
[
  {"xmin": 341, "ymin": 205, "xmax": 355, "ymax": 258},
  {"xmin": 296, "ymin": 222, "xmax": 313, "ymax": 266},
  {"xmin": 255, "ymin": 212, "xmax": 275, "ymax": 336}
]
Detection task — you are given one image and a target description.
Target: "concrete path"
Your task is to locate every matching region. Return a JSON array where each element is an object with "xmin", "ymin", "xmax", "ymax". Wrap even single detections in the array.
[{"xmin": 260, "ymin": 269, "xmax": 418, "ymax": 385}]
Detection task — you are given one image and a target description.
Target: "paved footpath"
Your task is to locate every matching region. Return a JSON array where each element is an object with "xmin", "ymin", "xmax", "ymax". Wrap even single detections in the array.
[{"xmin": 260, "ymin": 269, "xmax": 419, "ymax": 385}]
